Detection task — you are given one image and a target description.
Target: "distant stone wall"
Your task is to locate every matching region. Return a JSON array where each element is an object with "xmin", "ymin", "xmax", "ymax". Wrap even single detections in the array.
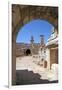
[{"xmin": 16, "ymin": 43, "xmax": 41, "ymax": 57}]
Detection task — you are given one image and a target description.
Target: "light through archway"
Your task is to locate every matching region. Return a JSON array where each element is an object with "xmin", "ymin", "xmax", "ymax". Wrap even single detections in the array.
[
  {"xmin": 16, "ymin": 19, "xmax": 53, "ymax": 57},
  {"xmin": 16, "ymin": 19, "xmax": 53, "ymax": 44}
]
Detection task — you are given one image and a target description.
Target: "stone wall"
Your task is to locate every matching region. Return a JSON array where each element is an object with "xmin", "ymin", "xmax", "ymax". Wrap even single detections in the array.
[{"xmin": 16, "ymin": 43, "xmax": 41, "ymax": 57}]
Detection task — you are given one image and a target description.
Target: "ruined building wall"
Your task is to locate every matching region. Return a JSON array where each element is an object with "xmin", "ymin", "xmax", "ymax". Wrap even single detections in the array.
[{"xmin": 16, "ymin": 35, "xmax": 45, "ymax": 57}]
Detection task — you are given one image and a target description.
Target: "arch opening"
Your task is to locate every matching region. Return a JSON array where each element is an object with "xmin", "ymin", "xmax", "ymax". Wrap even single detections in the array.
[
  {"xmin": 16, "ymin": 19, "xmax": 53, "ymax": 44},
  {"xmin": 16, "ymin": 19, "xmax": 54, "ymax": 38},
  {"xmin": 25, "ymin": 49, "xmax": 31, "ymax": 56}
]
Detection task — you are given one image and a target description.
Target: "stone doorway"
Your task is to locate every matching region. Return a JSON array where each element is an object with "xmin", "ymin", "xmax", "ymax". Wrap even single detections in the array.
[
  {"xmin": 50, "ymin": 48, "xmax": 58, "ymax": 67},
  {"xmin": 25, "ymin": 49, "xmax": 31, "ymax": 56}
]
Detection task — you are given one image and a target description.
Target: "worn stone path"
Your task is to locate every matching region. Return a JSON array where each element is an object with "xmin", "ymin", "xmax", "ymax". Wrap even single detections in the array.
[
  {"xmin": 16, "ymin": 56, "xmax": 58, "ymax": 85},
  {"xmin": 16, "ymin": 56, "xmax": 48, "ymax": 79}
]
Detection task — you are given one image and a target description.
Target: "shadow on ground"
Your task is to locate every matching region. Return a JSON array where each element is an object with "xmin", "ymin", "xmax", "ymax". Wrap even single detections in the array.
[{"xmin": 16, "ymin": 70, "xmax": 58, "ymax": 85}]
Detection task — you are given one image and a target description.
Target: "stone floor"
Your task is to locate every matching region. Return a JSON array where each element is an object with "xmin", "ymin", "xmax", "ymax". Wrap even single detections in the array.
[
  {"xmin": 16, "ymin": 56, "xmax": 58, "ymax": 85},
  {"xmin": 16, "ymin": 56, "xmax": 46, "ymax": 79}
]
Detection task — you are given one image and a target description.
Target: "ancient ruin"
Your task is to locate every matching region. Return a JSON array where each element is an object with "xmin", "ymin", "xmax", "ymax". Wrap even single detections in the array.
[
  {"xmin": 16, "ymin": 35, "xmax": 45, "ymax": 56},
  {"xmin": 12, "ymin": 4, "xmax": 58, "ymax": 85}
]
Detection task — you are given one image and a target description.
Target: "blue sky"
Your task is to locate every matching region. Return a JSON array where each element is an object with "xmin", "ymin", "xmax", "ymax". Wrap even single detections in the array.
[{"xmin": 16, "ymin": 19, "xmax": 53, "ymax": 44}]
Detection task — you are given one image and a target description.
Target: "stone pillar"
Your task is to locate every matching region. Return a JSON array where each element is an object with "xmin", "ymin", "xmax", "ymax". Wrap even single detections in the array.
[
  {"xmin": 40, "ymin": 35, "xmax": 45, "ymax": 46},
  {"xmin": 30, "ymin": 36, "xmax": 34, "ymax": 55},
  {"xmin": 46, "ymin": 48, "xmax": 50, "ymax": 70},
  {"xmin": 12, "ymin": 34, "xmax": 16, "ymax": 85}
]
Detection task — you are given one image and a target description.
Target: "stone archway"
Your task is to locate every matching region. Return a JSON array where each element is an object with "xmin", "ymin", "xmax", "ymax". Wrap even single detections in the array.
[
  {"xmin": 12, "ymin": 4, "xmax": 58, "ymax": 85},
  {"xmin": 25, "ymin": 49, "xmax": 31, "ymax": 56}
]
